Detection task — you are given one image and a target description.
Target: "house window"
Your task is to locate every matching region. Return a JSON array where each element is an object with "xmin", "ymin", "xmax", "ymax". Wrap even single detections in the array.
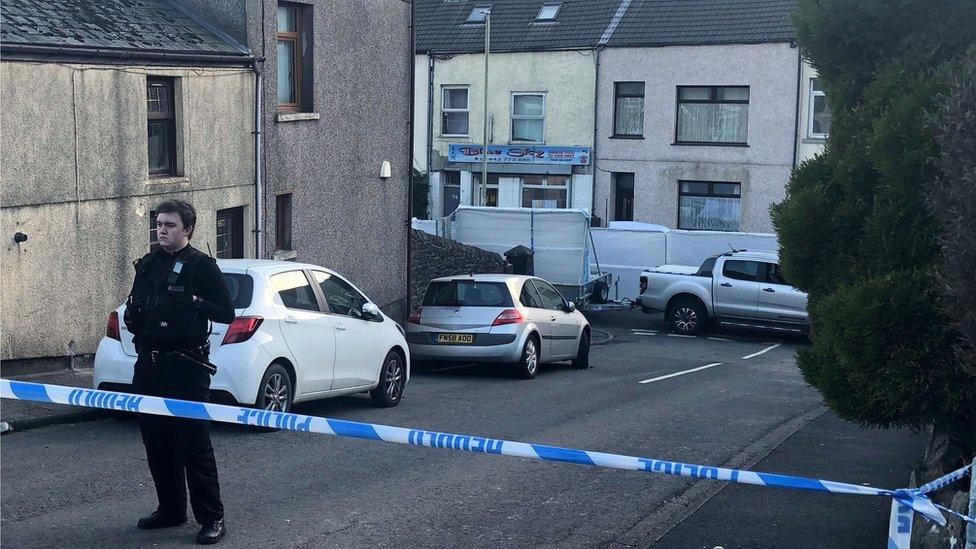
[
  {"xmin": 521, "ymin": 175, "xmax": 568, "ymax": 208},
  {"xmin": 535, "ymin": 4, "xmax": 560, "ymax": 21},
  {"xmin": 442, "ymin": 171, "xmax": 461, "ymax": 216},
  {"xmin": 678, "ymin": 181, "xmax": 741, "ymax": 231},
  {"xmin": 216, "ymin": 206, "xmax": 245, "ymax": 259},
  {"xmin": 472, "ymin": 173, "xmax": 500, "ymax": 207},
  {"xmin": 613, "ymin": 173, "xmax": 634, "ymax": 221},
  {"xmin": 465, "ymin": 6, "xmax": 491, "ymax": 24},
  {"xmin": 149, "ymin": 210, "xmax": 160, "ymax": 252},
  {"xmin": 277, "ymin": 2, "xmax": 312, "ymax": 112},
  {"xmin": 511, "ymin": 93, "xmax": 545, "ymax": 143},
  {"xmin": 276, "ymin": 193, "xmax": 293, "ymax": 251},
  {"xmin": 613, "ymin": 82, "xmax": 644, "ymax": 137},
  {"xmin": 441, "ymin": 87, "xmax": 469, "ymax": 136},
  {"xmin": 808, "ymin": 78, "xmax": 832, "ymax": 138},
  {"xmin": 675, "ymin": 86, "xmax": 749, "ymax": 145},
  {"xmin": 147, "ymin": 77, "xmax": 177, "ymax": 176}
]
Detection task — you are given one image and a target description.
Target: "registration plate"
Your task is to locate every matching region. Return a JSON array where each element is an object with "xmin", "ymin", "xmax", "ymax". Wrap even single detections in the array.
[{"xmin": 436, "ymin": 333, "xmax": 474, "ymax": 344}]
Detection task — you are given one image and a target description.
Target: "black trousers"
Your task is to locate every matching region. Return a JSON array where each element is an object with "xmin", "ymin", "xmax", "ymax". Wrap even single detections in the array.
[{"xmin": 133, "ymin": 352, "xmax": 223, "ymax": 524}]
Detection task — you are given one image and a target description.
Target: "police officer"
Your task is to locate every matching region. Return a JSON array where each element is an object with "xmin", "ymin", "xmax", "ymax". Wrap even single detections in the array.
[{"xmin": 125, "ymin": 200, "xmax": 233, "ymax": 545}]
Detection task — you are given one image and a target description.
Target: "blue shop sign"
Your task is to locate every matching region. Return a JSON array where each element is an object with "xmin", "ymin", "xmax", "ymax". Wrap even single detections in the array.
[{"xmin": 448, "ymin": 144, "xmax": 590, "ymax": 166}]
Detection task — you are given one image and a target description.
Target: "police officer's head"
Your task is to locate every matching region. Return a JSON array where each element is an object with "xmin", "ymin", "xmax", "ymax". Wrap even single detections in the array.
[{"xmin": 154, "ymin": 200, "xmax": 196, "ymax": 253}]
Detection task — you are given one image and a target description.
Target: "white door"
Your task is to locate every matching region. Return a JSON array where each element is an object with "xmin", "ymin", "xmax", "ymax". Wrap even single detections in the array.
[
  {"xmin": 533, "ymin": 280, "xmax": 579, "ymax": 359},
  {"xmin": 757, "ymin": 263, "xmax": 808, "ymax": 324},
  {"xmin": 713, "ymin": 260, "xmax": 761, "ymax": 319},
  {"xmin": 269, "ymin": 270, "xmax": 336, "ymax": 394},
  {"xmin": 312, "ymin": 271, "xmax": 381, "ymax": 389}
]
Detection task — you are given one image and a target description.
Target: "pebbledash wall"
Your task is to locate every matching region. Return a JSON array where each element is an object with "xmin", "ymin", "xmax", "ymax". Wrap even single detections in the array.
[
  {"xmin": 409, "ymin": 229, "xmax": 509, "ymax": 310},
  {"xmin": 0, "ymin": 62, "xmax": 255, "ymax": 362},
  {"xmin": 594, "ymin": 42, "xmax": 801, "ymax": 233}
]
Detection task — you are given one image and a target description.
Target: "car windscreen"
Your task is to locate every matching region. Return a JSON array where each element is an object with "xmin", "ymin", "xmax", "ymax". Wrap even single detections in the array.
[
  {"xmin": 222, "ymin": 273, "xmax": 254, "ymax": 309},
  {"xmin": 423, "ymin": 281, "xmax": 514, "ymax": 307}
]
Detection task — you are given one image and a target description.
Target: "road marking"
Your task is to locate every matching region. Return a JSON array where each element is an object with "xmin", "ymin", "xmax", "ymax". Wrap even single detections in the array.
[
  {"xmin": 741, "ymin": 343, "xmax": 782, "ymax": 360},
  {"xmin": 429, "ymin": 364, "xmax": 472, "ymax": 373},
  {"xmin": 633, "ymin": 333, "xmax": 656, "ymax": 337},
  {"xmin": 631, "ymin": 329, "xmax": 657, "ymax": 333},
  {"xmin": 638, "ymin": 363, "xmax": 724, "ymax": 384},
  {"xmin": 666, "ymin": 334, "xmax": 697, "ymax": 339},
  {"xmin": 707, "ymin": 337, "xmax": 733, "ymax": 342}
]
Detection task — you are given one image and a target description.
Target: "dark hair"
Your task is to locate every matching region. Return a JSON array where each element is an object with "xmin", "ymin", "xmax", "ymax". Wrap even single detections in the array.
[{"xmin": 155, "ymin": 199, "xmax": 197, "ymax": 238}]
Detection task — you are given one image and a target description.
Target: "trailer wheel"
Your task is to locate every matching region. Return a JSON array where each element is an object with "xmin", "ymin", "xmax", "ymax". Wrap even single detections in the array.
[{"xmin": 592, "ymin": 280, "xmax": 609, "ymax": 304}]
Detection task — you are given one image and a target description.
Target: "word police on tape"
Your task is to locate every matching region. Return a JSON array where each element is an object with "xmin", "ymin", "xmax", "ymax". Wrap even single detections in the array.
[{"xmin": 2, "ymin": 379, "xmax": 972, "ymax": 548}]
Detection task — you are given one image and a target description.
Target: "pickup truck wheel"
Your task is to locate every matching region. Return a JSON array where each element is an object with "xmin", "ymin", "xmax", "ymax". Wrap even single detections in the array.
[{"xmin": 668, "ymin": 298, "xmax": 706, "ymax": 335}]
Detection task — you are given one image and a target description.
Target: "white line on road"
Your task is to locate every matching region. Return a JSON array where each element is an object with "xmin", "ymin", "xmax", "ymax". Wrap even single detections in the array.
[
  {"xmin": 741, "ymin": 343, "xmax": 782, "ymax": 360},
  {"xmin": 638, "ymin": 363, "xmax": 724, "ymax": 384},
  {"xmin": 666, "ymin": 334, "xmax": 698, "ymax": 339},
  {"xmin": 633, "ymin": 333, "xmax": 656, "ymax": 337},
  {"xmin": 707, "ymin": 337, "xmax": 733, "ymax": 342}
]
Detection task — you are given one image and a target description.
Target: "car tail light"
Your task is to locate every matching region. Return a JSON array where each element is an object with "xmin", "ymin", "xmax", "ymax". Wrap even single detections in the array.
[
  {"xmin": 407, "ymin": 308, "xmax": 422, "ymax": 325},
  {"xmin": 106, "ymin": 311, "xmax": 121, "ymax": 341},
  {"xmin": 639, "ymin": 276, "xmax": 648, "ymax": 295},
  {"xmin": 492, "ymin": 308, "xmax": 524, "ymax": 326},
  {"xmin": 222, "ymin": 316, "xmax": 263, "ymax": 345}
]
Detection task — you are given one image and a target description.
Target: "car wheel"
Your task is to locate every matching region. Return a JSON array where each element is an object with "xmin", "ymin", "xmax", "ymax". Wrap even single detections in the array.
[
  {"xmin": 371, "ymin": 351, "xmax": 406, "ymax": 407},
  {"xmin": 514, "ymin": 335, "xmax": 540, "ymax": 379},
  {"xmin": 668, "ymin": 297, "xmax": 707, "ymax": 335},
  {"xmin": 572, "ymin": 329, "xmax": 590, "ymax": 369},
  {"xmin": 256, "ymin": 363, "xmax": 293, "ymax": 413}
]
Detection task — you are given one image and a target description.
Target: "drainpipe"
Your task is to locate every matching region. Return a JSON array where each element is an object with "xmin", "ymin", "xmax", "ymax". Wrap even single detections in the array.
[
  {"xmin": 792, "ymin": 41, "xmax": 801, "ymax": 169},
  {"xmin": 426, "ymin": 55, "xmax": 435, "ymax": 200},
  {"xmin": 590, "ymin": 45, "xmax": 602, "ymax": 222},
  {"xmin": 253, "ymin": 59, "xmax": 265, "ymax": 259},
  {"xmin": 406, "ymin": 0, "xmax": 416, "ymax": 316}
]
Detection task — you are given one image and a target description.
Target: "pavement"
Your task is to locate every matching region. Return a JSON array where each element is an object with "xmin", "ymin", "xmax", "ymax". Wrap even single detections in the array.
[
  {"xmin": 0, "ymin": 309, "xmax": 926, "ymax": 547},
  {"xmin": 0, "ymin": 368, "xmax": 103, "ymax": 433}
]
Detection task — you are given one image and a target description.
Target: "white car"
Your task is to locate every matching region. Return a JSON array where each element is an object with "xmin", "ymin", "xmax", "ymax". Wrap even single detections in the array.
[
  {"xmin": 94, "ymin": 259, "xmax": 410, "ymax": 410},
  {"xmin": 405, "ymin": 274, "xmax": 591, "ymax": 379}
]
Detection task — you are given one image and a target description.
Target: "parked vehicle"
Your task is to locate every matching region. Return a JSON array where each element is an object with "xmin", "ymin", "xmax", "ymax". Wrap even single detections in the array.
[
  {"xmin": 637, "ymin": 251, "xmax": 808, "ymax": 335},
  {"xmin": 94, "ymin": 260, "xmax": 409, "ymax": 410},
  {"xmin": 405, "ymin": 274, "xmax": 591, "ymax": 379}
]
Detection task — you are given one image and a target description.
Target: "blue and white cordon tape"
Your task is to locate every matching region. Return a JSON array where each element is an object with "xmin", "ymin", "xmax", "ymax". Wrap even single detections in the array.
[{"xmin": 2, "ymin": 379, "xmax": 973, "ymax": 548}]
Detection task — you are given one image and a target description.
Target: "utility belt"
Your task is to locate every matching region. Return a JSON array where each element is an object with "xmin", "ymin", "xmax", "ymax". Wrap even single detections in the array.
[{"xmin": 144, "ymin": 343, "xmax": 217, "ymax": 375}]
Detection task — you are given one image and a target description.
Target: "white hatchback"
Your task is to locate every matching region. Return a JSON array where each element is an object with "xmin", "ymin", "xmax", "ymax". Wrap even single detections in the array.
[{"xmin": 94, "ymin": 259, "xmax": 410, "ymax": 410}]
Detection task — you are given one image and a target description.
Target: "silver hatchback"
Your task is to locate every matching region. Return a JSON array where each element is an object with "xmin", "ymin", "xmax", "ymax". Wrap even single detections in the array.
[{"xmin": 405, "ymin": 275, "xmax": 591, "ymax": 379}]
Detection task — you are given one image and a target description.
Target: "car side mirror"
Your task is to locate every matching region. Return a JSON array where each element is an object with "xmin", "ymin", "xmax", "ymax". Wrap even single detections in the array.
[
  {"xmin": 362, "ymin": 302, "xmax": 382, "ymax": 320},
  {"xmin": 563, "ymin": 301, "xmax": 576, "ymax": 313}
]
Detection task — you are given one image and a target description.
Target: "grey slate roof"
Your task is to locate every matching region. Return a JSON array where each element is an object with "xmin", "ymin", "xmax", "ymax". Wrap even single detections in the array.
[
  {"xmin": 0, "ymin": 0, "xmax": 250, "ymax": 61},
  {"xmin": 416, "ymin": 0, "xmax": 795, "ymax": 54},
  {"xmin": 416, "ymin": 0, "xmax": 622, "ymax": 54},
  {"xmin": 608, "ymin": 0, "xmax": 796, "ymax": 47}
]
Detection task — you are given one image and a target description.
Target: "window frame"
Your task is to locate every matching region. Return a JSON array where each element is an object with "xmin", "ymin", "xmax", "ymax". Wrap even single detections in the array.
[
  {"xmin": 275, "ymin": 192, "xmax": 293, "ymax": 251},
  {"xmin": 276, "ymin": 2, "xmax": 302, "ymax": 113},
  {"xmin": 146, "ymin": 76, "xmax": 177, "ymax": 177},
  {"xmin": 520, "ymin": 174, "xmax": 569, "ymax": 209},
  {"xmin": 677, "ymin": 180, "xmax": 742, "ymax": 232},
  {"xmin": 510, "ymin": 92, "xmax": 546, "ymax": 144},
  {"xmin": 535, "ymin": 4, "xmax": 560, "ymax": 21},
  {"xmin": 807, "ymin": 78, "xmax": 829, "ymax": 139},
  {"xmin": 465, "ymin": 6, "xmax": 491, "ymax": 24},
  {"xmin": 674, "ymin": 85, "xmax": 750, "ymax": 146},
  {"xmin": 612, "ymin": 81, "xmax": 645, "ymax": 138},
  {"xmin": 441, "ymin": 86, "xmax": 470, "ymax": 137}
]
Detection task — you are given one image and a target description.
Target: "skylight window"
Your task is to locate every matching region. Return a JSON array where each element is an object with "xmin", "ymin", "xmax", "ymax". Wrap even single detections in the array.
[
  {"xmin": 466, "ymin": 6, "xmax": 491, "ymax": 24},
  {"xmin": 536, "ymin": 4, "xmax": 560, "ymax": 21}
]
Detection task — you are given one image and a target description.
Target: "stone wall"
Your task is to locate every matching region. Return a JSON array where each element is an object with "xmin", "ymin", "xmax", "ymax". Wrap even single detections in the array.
[
  {"xmin": 410, "ymin": 229, "xmax": 510, "ymax": 310},
  {"xmin": 910, "ymin": 431, "xmax": 974, "ymax": 547}
]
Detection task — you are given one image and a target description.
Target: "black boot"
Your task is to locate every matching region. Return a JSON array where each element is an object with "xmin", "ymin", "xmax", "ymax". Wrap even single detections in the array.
[
  {"xmin": 137, "ymin": 509, "xmax": 187, "ymax": 529},
  {"xmin": 196, "ymin": 519, "xmax": 226, "ymax": 545}
]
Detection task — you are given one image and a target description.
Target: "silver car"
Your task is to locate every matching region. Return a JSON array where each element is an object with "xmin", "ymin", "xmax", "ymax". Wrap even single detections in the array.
[{"xmin": 405, "ymin": 275, "xmax": 591, "ymax": 378}]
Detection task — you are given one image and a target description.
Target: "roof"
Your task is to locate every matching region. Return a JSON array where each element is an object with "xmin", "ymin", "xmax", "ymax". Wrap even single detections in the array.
[
  {"xmin": 430, "ymin": 273, "xmax": 533, "ymax": 284},
  {"xmin": 217, "ymin": 259, "xmax": 336, "ymax": 275},
  {"xmin": 415, "ymin": 0, "xmax": 796, "ymax": 54},
  {"xmin": 0, "ymin": 0, "xmax": 251, "ymax": 64},
  {"xmin": 606, "ymin": 0, "xmax": 795, "ymax": 48},
  {"xmin": 416, "ymin": 0, "xmax": 623, "ymax": 54}
]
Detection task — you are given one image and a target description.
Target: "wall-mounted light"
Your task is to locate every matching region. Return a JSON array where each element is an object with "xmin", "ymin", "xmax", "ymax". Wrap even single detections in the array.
[
  {"xmin": 379, "ymin": 160, "xmax": 392, "ymax": 179},
  {"xmin": 13, "ymin": 232, "xmax": 27, "ymax": 244}
]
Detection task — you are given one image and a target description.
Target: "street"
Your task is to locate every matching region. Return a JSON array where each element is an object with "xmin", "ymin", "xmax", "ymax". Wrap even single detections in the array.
[{"xmin": 0, "ymin": 311, "xmax": 923, "ymax": 548}]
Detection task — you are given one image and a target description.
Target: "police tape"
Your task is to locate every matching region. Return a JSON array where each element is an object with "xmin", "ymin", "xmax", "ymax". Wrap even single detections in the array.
[{"xmin": 2, "ymin": 379, "xmax": 973, "ymax": 545}]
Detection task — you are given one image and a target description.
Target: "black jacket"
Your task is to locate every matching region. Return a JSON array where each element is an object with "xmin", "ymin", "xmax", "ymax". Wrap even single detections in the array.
[{"xmin": 125, "ymin": 244, "xmax": 234, "ymax": 352}]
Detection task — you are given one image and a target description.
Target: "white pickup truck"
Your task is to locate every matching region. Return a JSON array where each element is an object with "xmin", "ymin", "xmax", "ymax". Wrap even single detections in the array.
[{"xmin": 637, "ymin": 250, "xmax": 809, "ymax": 335}]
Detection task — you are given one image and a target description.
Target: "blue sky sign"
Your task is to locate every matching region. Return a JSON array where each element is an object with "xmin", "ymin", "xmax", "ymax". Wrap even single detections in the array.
[{"xmin": 448, "ymin": 144, "xmax": 591, "ymax": 165}]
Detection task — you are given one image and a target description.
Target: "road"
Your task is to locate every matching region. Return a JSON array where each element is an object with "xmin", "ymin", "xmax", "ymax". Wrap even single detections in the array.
[{"xmin": 0, "ymin": 311, "xmax": 923, "ymax": 548}]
